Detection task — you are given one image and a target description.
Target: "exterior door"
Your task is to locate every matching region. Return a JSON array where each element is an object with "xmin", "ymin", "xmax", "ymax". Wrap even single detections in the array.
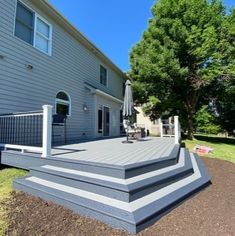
[
  {"xmin": 98, "ymin": 107, "xmax": 103, "ymax": 137},
  {"xmin": 103, "ymin": 106, "xmax": 110, "ymax": 136}
]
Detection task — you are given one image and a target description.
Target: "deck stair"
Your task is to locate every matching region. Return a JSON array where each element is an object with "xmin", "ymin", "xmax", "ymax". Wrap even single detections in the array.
[{"xmin": 13, "ymin": 146, "xmax": 211, "ymax": 234}]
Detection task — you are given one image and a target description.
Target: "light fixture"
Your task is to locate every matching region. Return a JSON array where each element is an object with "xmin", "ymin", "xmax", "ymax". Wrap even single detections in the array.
[
  {"xmin": 26, "ymin": 64, "xmax": 33, "ymax": 70},
  {"xmin": 83, "ymin": 105, "xmax": 88, "ymax": 112}
]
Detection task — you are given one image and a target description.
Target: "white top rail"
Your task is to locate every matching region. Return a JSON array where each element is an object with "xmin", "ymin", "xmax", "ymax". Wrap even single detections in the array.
[
  {"xmin": 0, "ymin": 105, "xmax": 52, "ymax": 157},
  {"xmin": 0, "ymin": 111, "xmax": 43, "ymax": 118},
  {"xmin": 0, "ymin": 144, "xmax": 43, "ymax": 154}
]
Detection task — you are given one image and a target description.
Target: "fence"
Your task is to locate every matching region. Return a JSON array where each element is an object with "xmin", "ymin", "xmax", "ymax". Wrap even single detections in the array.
[{"xmin": 0, "ymin": 105, "xmax": 52, "ymax": 157}]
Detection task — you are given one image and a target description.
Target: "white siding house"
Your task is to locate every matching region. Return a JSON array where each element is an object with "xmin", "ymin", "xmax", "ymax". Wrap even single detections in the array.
[{"xmin": 0, "ymin": 0, "xmax": 127, "ymax": 141}]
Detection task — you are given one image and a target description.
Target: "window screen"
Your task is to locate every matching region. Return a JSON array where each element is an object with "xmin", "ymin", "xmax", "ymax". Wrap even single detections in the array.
[
  {"xmin": 15, "ymin": 2, "xmax": 34, "ymax": 45},
  {"xmin": 100, "ymin": 65, "xmax": 107, "ymax": 86}
]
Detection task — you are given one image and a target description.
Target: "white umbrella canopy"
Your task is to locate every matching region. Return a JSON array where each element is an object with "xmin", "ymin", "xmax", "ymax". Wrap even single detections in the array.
[{"xmin": 122, "ymin": 80, "xmax": 134, "ymax": 117}]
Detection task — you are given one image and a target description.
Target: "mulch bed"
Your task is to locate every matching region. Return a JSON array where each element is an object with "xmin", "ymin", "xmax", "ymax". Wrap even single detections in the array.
[{"xmin": 5, "ymin": 157, "xmax": 235, "ymax": 236}]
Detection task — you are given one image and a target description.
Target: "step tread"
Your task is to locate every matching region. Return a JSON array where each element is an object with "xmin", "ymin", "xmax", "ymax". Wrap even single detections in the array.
[
  {"xmin": 134, "ymin": 153, "xmax": 211, "ymax": 224},
  {"xmin": 29, "ymin": 148, "xmax": 193, "ymax": 193},
  {"xmin": 14, "ymin": 152, "xmax": 210, "ymax": 228}
]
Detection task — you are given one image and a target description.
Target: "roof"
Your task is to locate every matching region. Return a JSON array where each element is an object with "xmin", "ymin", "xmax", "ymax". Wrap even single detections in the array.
[
  {"xmin": 31, "ymin": 0, "xmax": 128, "ymax": 80},
  {"xmin": 84, "ymin": 82, "xmax": 123, "ymax": 104}
]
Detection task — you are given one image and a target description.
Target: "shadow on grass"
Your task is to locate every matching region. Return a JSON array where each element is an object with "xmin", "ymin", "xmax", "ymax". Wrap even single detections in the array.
[
  {"xmin": 194, "ymin": 135, "xmax": 235, "ymax": 145},
  {"xmin": 0, "ymin": 164, "xmax": 8, "ymax": 171}
]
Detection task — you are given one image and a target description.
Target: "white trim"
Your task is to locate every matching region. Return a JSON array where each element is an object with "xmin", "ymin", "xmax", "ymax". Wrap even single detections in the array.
[
  {"xmin": 0, "ymin": 112, "xmax": 42, "ymax": 118},
  {"xmin": 13, "ymin": 0, "xmax": 53, "ymax": 56},
  {"xmin": 34, "ymin": 14, "xmax": 53, "ymax": 56},
  {"xmin": 41, "ymin": 152, "xmax": 185, "ymax": 185},
  {"xmin": 26, "ymin": 154, "xmax": 201, "ymax": 213},
  {"xmin": 55, "ymin": 90, "xmax": 71, "ymax": 116},
  {"xmin": 0, "ymin": 144, "xmax": 43, "ymax": 154}
]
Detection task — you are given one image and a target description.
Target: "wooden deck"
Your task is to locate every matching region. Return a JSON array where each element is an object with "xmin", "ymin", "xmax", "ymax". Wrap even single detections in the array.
[
  {"xmin": 0, "ymin": 136, "xmax": 211, "ymax": 233},
  {"xmin": 52, "ymin": 137, "xmax": 175, "ymax": 166}
]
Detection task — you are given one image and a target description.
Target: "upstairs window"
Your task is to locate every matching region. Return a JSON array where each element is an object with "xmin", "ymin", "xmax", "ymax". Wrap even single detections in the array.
[
  {"xmin": 100, "ymin": 65, "xmax": 107, "ymax": 86},
  {"xmin": 15, "ymin": 2, "xmax": 34, "ymax": 45},
  {"xmin": 56, "ymin": 91, "xmax": 71, "ymax": 116},
  {"xmin": 35, "ymin": 17, "xmax": 51, "ymax": 53},
  {"xmin": 15, "ymin": 1, "xmax": 52, "ymax": 55}
]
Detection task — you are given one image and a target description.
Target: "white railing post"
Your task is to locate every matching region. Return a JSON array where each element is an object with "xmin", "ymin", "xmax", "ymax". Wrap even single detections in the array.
[
  {"xmin": 42, "ymin": 105, "xmax": 53, "ymax": 158},
  {"xmin": 160, "ymin": 122, "xmax": 163, "ymax": 138},
  {"xmin": 174, "ymin": 116, "xmax": 179, "ymax": 144}
]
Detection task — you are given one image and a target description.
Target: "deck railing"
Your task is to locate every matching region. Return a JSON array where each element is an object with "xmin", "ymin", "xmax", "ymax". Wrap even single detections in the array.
[
  {"xmin": 0, "ymin": 111, "xmax": 43, "ymax": 146},
  {"xmin": 0, "ymin": 105, "xmax": 52, "ymax": 157},
  {"xmin": 160, "ymin": 116, "xmax": 181, "ymax": 144}
]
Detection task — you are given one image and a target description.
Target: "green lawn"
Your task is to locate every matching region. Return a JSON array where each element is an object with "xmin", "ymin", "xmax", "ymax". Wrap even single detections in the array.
[
  {"xmin": 0, "ymin": 167, "xmax": 27, "ymax": 236},
  {"xmin": 183, "ymin": 135, "xmax": 235, "ymax": 163}
]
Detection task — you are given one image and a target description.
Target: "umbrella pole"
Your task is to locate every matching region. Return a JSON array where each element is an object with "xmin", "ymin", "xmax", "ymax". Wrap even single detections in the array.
[
  {"xmin": 122, "ymin": 117, "xmax": 133, "ymax": 144},
  {"xmin": 126, "ymin": 120, "xmax": 129, "ymax": 142}
]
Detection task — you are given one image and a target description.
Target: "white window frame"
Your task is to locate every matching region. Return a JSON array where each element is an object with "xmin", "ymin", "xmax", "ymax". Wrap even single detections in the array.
[
  {"xmin": 55, "ymin": 91, "xmax": 71, "ymax": 116},
  {"xmin": 33, "ymin": 14, "xmax": 53, "ymax": 55},
  {"xmin": 14, "ymin": 0, "xmax": 53, "ymax": 56}
]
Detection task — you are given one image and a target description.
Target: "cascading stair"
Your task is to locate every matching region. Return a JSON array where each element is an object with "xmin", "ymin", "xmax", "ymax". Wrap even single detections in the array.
[{"xmin": 13, "ymin": 147, "xmax": 211, "ymax": 234}]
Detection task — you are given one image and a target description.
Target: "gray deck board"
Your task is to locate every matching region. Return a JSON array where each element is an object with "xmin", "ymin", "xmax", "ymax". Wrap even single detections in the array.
[{"xmin": 52, "ymin": 137, "xmax": 175, "ymax": 166}]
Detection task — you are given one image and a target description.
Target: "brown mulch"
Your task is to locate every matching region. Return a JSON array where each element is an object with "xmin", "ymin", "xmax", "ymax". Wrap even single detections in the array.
[{"xmin": 5, "ymin": 157, "xmax": 235, "ymax": 236}]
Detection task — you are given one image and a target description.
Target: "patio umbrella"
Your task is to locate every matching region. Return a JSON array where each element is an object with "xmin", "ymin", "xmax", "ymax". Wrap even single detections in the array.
[{"xmin": 122, "ymin": 80, "xmax": 134, "ymax": 143}]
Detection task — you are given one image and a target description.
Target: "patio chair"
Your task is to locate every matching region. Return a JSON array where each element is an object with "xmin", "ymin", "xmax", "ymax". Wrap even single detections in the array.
[
  {"xmin": 52, "ymin": 114, "xmax": 67, "ymax": 145},
  {"xmin": 123, "ymin": 120, "xmax": 145, "ymax": 140}
]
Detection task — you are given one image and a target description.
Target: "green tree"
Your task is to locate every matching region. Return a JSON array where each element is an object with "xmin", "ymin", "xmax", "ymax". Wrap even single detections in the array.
[
  {"xmin": 130, "ymin": 0, "xmax": 235, "ymax": 139},
  {"xmin": 195, "ymin": 105, "xmax": 221, "ymax": 134}
]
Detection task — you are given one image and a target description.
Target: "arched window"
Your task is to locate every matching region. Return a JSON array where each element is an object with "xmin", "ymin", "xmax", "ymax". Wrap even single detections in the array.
[{"xmin": 55, "ymin": 91, "xmax": 71, "ymax": 116}]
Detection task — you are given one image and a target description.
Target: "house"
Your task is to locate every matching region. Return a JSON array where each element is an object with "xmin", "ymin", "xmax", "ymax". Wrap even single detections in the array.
[
  {"xmin": 0, "ymin": 0, "xmax": 127, "ymax": 142},
  {"xmin": 135, "ymin": 106, "xmax": 161, "ymax": 136},
  {"xmin": 0, "ymin": 1, "xmax": 211, "ymax": 234},
  {"xmin": 135, "ymin": 107, "xmax": 176, "ymax": 137}
]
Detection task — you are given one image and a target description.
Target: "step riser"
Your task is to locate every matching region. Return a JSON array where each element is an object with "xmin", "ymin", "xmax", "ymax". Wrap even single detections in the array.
[
  {"xmin": 31, "ymin": 170, "xmax": 130, "ymax": 202},
  {"xmin": 2, "ymin": 151, "xmax": 179, "ymax": 179},
  {"xmin": 30, "ymin": 164, "xmax": 193, "ymax": 202},
  {"xmin": 11, "ymin": 150, "xmax": 211, "ymax": 234},
  {"xmin": 130, "ymin": 168, "xmax": 193, "ymax": 201},
  {"xmin": 13, "ymin": 181, "xmax": 137, "ymax": 234},
  {"xmin": 125, "ymin": 157, "xmax": 177, "ymax": 178}
]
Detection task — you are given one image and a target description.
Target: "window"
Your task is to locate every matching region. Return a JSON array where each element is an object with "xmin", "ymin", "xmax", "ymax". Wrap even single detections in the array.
[
  {"xmin": 56, "ymin": 91, "xmax": 71, "ymax": 116},
  {"xmin": 15, "ymin": 1, "xmax": 52, "ymax": 55},
  {"xmin": 15, "ymin": 2, "xmax": 34, "ymax": 45},
  {"xmin": 35, "ymin": 17, "xmax": 51, "ymax": 54},
  {"xmin": 100, "ymin": 65, "xmax": 107, "ymax": 86}
]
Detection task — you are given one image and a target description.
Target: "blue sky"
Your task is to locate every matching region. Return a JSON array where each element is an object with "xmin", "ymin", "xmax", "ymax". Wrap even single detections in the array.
[{"xmin": 49, "ymin": 0, "xmax": 234, "ymax": 72}]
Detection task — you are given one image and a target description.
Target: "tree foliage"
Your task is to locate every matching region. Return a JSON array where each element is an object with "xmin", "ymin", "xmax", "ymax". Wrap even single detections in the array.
[
  {"xmin": 195, "ymin": 105, "xmax": 221, "ymax": 134},
  {"xmin": 130, "ymin": 0, "xmax": 235, "ymax": 139}
]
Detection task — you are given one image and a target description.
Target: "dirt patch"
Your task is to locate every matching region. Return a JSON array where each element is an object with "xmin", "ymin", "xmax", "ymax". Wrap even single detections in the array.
[{"xmin": 6, "ymin": 158, "xmax": 235, "ymax": 236}]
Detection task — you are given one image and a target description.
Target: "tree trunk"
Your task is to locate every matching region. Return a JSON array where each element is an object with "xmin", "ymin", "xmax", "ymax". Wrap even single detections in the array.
[
  {"xmin": 187, "ymin": 111, "xmax": 194, "ymax": 140},
  {"xmin": 185, "ymin": 90, "xmax": 199, "ymax": 140}
]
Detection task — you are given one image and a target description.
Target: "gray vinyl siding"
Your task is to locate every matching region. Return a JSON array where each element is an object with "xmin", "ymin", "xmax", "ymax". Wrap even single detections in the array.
[{"xmin": 0, "ymin": 0, "xmax": 125, "ymax": 140}]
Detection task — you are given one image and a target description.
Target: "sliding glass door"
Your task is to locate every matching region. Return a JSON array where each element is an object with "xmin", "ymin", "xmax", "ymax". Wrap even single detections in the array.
[{"xmin": 97, "ymin": 106, "xmax": 110, "ymax": 137}]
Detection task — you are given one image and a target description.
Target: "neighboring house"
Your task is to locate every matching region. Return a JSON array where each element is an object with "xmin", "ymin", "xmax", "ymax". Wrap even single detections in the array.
[
  {"xmin": 135, "ymin": 106, "xmax": 161, "ymax": 136},
  {"xmin": 0, "ymin": 0, "xmax": 127, "ymax": 141}
]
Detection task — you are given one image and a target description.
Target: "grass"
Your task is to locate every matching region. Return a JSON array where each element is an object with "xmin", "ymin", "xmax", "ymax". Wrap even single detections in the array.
[
  {"xmin": 183, "ymin": 135, "xmax": 235, "ymax": 163},
  {"xmin": 0, "ymin": 167, "xmax": 27, "ymax": 236}
]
